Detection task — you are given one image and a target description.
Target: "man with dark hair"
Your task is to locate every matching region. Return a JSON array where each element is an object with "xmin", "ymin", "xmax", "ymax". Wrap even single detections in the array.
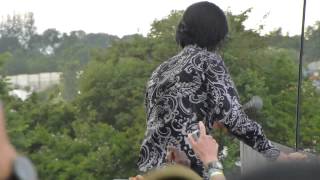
[
  {"xmin": 138, "ymin": 1, "xmax": 288, "ymax": 179},
  {"xmin": 175, "ymin": 1, "xmax": 228, "ymax": 50}
]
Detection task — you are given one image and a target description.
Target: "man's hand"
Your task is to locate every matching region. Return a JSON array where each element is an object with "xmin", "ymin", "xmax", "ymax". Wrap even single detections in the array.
[
  {"xmin": 187, "ymin": 121, "xmax": 219, "ymax": 166},
  {"xmin": 129, "ymin": 175, "xmax": 144, "ymax": 180},
  {"xmin": 277, "ymin": 151, "xmax": 307, "ymax": 161},
  {"xmin": 166, "ymin": 146, "xmax": 191, "ymax": 167},
  {"xmin": 288, "ymin": 152, "xmax": 307, "ymax": 160}
]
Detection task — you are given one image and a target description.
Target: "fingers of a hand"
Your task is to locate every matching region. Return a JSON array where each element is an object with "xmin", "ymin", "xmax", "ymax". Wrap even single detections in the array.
[
  {"xmin": 169, "ymin": 147, "xmax": 180, "ymax": 160},
  {"xmin": 205, "ymin": 136, "xmax": 218, "ymax": 150},
  {"xmin": 167, "ymin": 148, "xmax": 175, "ymax": 161},
  {"xmin": 213, "ymin": 141, "xmax": 219, "ymax": 150},
  {"xmin": 136, "ymin": 175, "xmax": 144, "ymax": 180},
  {"xmin": 130, "ymin": 175, "xmax": 144, "ymax": 180},
  {"xmin": 177, "ymin": 158, "xmax": 191, "ymax": 167},
  {"xmin": 188, "ymin": 134, "xmax": 197, "ymax": 147},
  {"xmin": 277, "ymin": 152, "xmax": 289, "ymax": 161},
  {"xmin": 199, "ymin": 121, "xmax": 206, "ymax": 137},
  {"xmin": 206, "ymin": 135, "xmax": 213, "ymax": 140},
  {"xmin": 174, "ymin": 149, "xmax": 188, "ymax": 161},
  {"xmin": 167, "ymin": 146, "xmax": 175, "ymax": 152},
  {"xmin": 210, "ymin": 137, "xmax": 218, "ymax": 145},
  {"xmin": 165, "ymin": 152, "xmax": 171, "ymax": 162},
  {"xmin": 166, "ymin": 146, "xmax": 176, "ymax": 160},
  {"xmin": 288, "ymin": 152, "xmax": 307, "ymax": 160},
  {"xmin": 171, "ymin": 147, "xmax": 179, "ymax": 154}
]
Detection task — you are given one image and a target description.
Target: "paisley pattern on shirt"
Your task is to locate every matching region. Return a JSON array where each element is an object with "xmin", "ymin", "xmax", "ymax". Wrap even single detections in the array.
[{"xmin": 138, "ymin": 45, "xmax": 280, "ymax": 177}]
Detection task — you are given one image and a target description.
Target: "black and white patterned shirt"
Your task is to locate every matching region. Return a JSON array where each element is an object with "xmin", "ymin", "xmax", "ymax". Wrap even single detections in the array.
[{"xmin": 138, "ymin": 45, "xmax": 280, "ymax": 177}]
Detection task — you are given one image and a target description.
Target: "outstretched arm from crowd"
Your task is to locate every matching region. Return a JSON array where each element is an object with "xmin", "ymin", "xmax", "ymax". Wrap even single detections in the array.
[
  {"xmin": 0, "ymin": 102, "xmax": 17, "ymax": 180},
  {"xmin": 188, "ymin": 121, "xmax": 225, "ymax": 180}
]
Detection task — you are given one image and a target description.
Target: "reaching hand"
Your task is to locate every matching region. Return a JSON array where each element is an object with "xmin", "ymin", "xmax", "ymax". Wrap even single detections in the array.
[
  {"xmin": 0, "ymin": 102, "xmax": 17, "ymax": 180},
  {"xmin": 129, "ymin": 175, "xmax": 144, "ymax": 180},
  {"xmin": 166, "ymin": 146, "xmax": 191, "ymax": 167},
  {"xmin": 277, "ymin": 151, "xmax": 308, "ymax": 161},
  {"xmin": 288, "ymin": 152, "xmax": 307, "ymax": 160},
  {"xmin": 187, "ymin": 121, "xmax": 219, "ymax": 166}
]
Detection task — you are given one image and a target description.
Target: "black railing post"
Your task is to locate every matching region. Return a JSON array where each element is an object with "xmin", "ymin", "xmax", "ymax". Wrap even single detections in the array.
[{"xmin": 295, "ymin": 0, "xmax": 307, "ymax": 151}]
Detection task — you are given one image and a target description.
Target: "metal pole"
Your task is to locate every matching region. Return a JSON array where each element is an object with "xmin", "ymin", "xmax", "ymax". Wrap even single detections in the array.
[{"xmin": 295, "ymin": 0, "xmax": 307, "ymax": 151}]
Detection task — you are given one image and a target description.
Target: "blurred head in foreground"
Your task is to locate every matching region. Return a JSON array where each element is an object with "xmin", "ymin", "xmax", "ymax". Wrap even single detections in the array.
[
  {"xmin": 143, "ymin": 165, "xmax": 202, "ymax": 180},
  {"xmin": 176, "ymin": 1, "xmax": 228, "ymax": 50}
]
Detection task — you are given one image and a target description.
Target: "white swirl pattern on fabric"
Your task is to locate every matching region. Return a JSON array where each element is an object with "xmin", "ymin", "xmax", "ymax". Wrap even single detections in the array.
[{"xmin": 138, "ymin": 45, "xmax": 280, "ymax": 178}]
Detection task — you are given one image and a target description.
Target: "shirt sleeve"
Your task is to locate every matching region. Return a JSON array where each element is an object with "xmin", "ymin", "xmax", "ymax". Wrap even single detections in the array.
[{"xmin": 203, "ymin": 55, "xmax": 280, "ymax": 160}]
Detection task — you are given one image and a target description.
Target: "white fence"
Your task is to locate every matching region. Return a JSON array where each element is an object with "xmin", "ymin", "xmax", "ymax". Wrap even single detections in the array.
[
  {"xmin": 240, "ymin": 141, "xmax": 294, "ymax": 174},
  {"xmin": 6, "ymin": 72, "xmax": 62, "ymax": 92}
]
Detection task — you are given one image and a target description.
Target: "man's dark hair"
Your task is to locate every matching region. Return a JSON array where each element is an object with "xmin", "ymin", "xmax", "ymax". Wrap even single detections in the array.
[{"xmin": 176, "ymin": 1, "xmax": 228, "ymax": 50}]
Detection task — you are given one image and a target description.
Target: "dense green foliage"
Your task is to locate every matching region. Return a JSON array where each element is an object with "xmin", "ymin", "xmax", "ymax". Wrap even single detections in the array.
[
  {"xmin": 0, "ymin": 13, "xmax": 118, "ymax": 75},
  {"xmin": 0, "ymin": 10, "xmax": 319, "ymax": 179}
]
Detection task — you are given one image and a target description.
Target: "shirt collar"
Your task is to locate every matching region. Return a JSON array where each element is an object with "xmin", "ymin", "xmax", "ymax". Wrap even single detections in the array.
[{"xmin": 183, "ymin": 44, "xmax": 207, "ymax": 52}]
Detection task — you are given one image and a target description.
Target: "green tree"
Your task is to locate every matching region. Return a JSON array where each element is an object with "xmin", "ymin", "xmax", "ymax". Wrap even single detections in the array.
[
  {"xmin": 78, "ymin": 58, "xmax": 154, "ymax": 130},
  {"xmin": 305, "ymin": 21, "xmax": 320, "ymax": 62},
  {"xmin": 1, "ymin": 8, "xmax": 319, "ymax": 180},
  {"xmin": 61, "ymin": 61, "xmax": 80, "ymax": 101}
]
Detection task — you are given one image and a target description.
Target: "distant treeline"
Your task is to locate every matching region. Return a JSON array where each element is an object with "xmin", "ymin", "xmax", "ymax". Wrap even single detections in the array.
[
  {"xmin": 0, "ymin": 13, "xmax": 119, "ymax": 75},
  {"xmin": 0, "ymin": 10, "xmax": 319, "ymax": 179},
  {"xmin": 1, "ymin": 12, "xmax": 320, "ymax": 76}
]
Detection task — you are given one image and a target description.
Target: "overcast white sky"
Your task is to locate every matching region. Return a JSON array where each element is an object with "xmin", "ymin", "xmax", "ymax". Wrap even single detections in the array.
[{"xmin": 0, "ymin": 0, "xmax": 319, "ymax": 37}]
